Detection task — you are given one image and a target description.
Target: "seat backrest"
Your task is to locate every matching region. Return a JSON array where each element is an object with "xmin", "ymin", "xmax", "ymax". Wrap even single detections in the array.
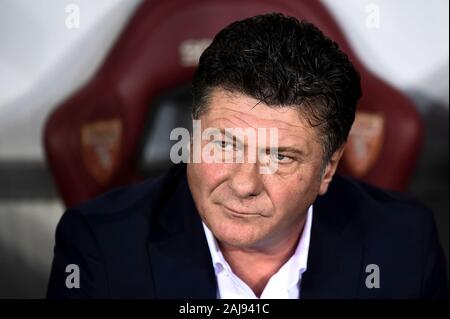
[{"xmin": 44, "ymin": 0, "xmax": 423, "ymax": 207}]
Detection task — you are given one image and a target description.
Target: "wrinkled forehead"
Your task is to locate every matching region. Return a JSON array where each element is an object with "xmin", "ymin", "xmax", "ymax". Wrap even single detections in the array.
[{"xmin": 200, "ymin": 88, "xmax": 321, "ymax": 147}]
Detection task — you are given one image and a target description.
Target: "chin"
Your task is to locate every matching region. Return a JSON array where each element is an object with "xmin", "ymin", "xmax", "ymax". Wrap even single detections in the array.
[{"xmin": 208, "ymin": 217, "xmax": 265, "ymax": 248}]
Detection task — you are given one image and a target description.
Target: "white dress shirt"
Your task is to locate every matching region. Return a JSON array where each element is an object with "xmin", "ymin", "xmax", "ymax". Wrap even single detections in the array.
[{"xmin": 202, "ymin": 205, "xmax": 313, "ymax": 299}]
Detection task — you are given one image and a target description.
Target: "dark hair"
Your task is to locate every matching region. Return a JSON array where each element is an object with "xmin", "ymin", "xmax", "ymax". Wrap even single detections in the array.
[{"xmin": 192, "ymin": 13, "xmax": 361, "ymax": 162}]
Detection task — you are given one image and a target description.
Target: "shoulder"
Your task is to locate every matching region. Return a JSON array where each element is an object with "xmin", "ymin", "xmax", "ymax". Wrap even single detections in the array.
[
  {"xmin": 55, "ymin": 164, "xmax": 188, "ymax": 250},
  {"xmin": 326, "ymin": 176, "xmax": 448, "ymax": 298},
  {"xmin": 320, "ymin": 174, "xmax": 439, "ymax": 258},
  {"xmin": 68, "ymin": 164, "xmax": 186, "ymax": 222},
  {"xmin": 324, "ymin": 175, "xmax": 440, "ymax": 269},
  {"xmin": 328, "ymin": 174, "xmax": 433, "ymax": 226},
  {"xmin": 48, "ymin": 166, "xmax": 187, "ymax": 298}
]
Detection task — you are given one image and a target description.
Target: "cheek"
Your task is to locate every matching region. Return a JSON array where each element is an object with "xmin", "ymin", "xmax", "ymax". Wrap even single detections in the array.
[
  {"xmin": 189, "ymin": 162, "xmax": 230, "ymax": 195},
  {"xmin": 267, "ymin": 184, "xmax": 300, "ymax": 214},
  {"xmin": 265, "ymin": 174, "xmax": 319, "ymax": 215}
]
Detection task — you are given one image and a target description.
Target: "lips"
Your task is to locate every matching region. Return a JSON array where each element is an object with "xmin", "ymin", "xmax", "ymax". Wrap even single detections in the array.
[{"xmin": 222, "ymin": 205, "xmax": 259, "ymax": 216}]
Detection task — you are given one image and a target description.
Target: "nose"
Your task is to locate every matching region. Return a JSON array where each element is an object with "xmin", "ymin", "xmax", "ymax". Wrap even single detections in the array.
[{"xmin": 229, "ymin": 162, "xmax": 264, "ymax": 198}]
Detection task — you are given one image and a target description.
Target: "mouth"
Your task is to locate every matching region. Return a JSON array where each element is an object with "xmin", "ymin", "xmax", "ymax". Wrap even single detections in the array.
[{"xmin": 222, "ymin": 205, "xmax": 261, "ymax": 217}]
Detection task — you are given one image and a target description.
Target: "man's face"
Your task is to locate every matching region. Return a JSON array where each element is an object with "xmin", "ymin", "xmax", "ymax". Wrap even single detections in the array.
[{"xmin": 187, "ymin": 88, "xmax": 341, "ymax": 250}]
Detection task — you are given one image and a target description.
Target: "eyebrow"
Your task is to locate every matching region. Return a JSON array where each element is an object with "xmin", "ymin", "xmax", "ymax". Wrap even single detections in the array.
[
  {"xmin": 218, "ymin": 128, "xmax": 236, "ymax": 140},
  {"xmin": 217, "ymin": 128, "xmax": 306, "ymax": 157},
  {"xmin": 275, "ymin": 147, "xmax": 305, "ymax": 157}
]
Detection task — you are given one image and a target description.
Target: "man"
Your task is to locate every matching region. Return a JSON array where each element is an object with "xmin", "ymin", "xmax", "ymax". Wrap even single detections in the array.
[{"xmin": 47, "ymin": 13, "xmax": 448, "ymax": 299}]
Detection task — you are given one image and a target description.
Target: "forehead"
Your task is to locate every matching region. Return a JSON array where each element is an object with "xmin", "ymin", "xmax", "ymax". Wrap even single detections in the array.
[{"xmin": 201, "ymin": 88, "xmax": 320, "ymax": 146}]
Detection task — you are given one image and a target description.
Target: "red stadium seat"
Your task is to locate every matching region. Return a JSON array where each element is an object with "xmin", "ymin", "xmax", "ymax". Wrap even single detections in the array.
[{"xmin": 44, "ymin": 0, "xmax": 424, "ymax": 207}]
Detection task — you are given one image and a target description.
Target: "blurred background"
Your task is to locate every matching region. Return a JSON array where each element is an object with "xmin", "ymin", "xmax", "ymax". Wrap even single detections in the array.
[{"xmin": 0, "ymin": 0, "xmax": 448, "ymax": 298}]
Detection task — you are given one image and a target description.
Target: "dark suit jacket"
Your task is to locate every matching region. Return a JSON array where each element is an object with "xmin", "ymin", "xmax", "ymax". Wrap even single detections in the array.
[{"xmin": 47, "ymin": 164, "xmax": 448, "ymax": 299}]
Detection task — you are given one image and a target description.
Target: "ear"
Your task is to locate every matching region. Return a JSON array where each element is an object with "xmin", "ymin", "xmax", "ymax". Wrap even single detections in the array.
[{"xmin": 318, "ymin": 144, "xmax": 346, "ymax": 195}]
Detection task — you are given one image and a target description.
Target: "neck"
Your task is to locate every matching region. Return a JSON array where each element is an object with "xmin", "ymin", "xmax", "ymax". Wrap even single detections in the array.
[{"xmin": 219, "ymin": 219, "xmax": 305, "ymax": 297}]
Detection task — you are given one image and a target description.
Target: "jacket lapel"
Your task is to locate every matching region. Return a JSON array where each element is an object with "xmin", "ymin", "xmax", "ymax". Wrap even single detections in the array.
[
  {"xmin": 147, "ymin": 166, "xmax": 217, "ymax": 298},
  {"xmin": 300, "ymin": 176, "xmax": 365, "ymax": 299}
]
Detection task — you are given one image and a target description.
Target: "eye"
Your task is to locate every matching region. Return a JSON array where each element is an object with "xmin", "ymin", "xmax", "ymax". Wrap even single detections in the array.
[
  {"xmin": 271, "ymin": 152, "xmax": 293, "ymax": 163},
  {"xmin": 215, "ymin": 140, "xmax": 234, "ymax": 151}
]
